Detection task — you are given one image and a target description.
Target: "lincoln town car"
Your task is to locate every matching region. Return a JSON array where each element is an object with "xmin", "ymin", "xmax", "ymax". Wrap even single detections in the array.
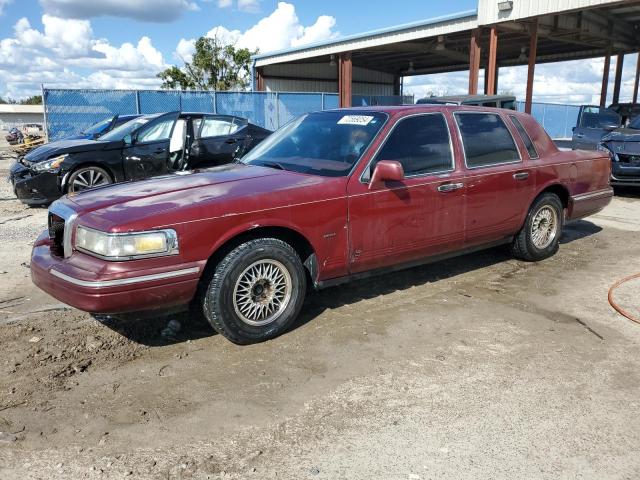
[{"xmin": 30, "ymin": 106, "xmax": 613, "ymax": 344}]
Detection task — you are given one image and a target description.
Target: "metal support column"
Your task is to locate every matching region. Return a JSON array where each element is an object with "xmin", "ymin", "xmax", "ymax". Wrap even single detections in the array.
[
  {"xmin": 612, "ymin": 54, "xmax": 624, "ymax": 105},
  {"xmin": 601, "ymin": 50, "xmax": 611, "ymax": 108},
  {"xmin": 339, "ymin": 52, "xmax": 352, "ymax": 108},
  {"xmin": 468, "ymin": 29, "xmax": 481, "ymax": 95},
  {"xmin": 634, "ymin": 53, "xmax": 640, "ymax": 104},
  {"xmin": 525, "ymin": 19, "xmax": 538, "ymax": 114},
  {"xmin": 486, "ymin": 26, "xmax": 498, "ymax": 96}
]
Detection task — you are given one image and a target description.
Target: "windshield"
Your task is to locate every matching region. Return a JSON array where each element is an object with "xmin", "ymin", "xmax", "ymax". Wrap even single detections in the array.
[
  {"xmin": 579, "ymin": 107, "xmax": 621, "ymax": 129},
  {"xmin": 241, "ymin": 111, "xmax": 387, "ymax": 177},
  {"xmin": 82, "ymin": 116, "xmax": 114, "ymax": 135},
  {"xmin": 100, "ymin": 116, "xmax": 154, "ymax": 141}
]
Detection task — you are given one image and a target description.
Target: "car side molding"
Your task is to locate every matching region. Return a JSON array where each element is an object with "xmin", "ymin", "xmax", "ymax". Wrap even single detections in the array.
[{"xmin": 315, "ymin": 237, "xmax": 513, "ymax": 290}]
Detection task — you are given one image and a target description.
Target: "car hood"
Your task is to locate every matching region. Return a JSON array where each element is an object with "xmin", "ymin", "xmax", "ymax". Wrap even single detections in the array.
[
  {"xmin": 63, "ymin": 163, "xmax": 339, "ymax": 233},
  {"xmin": 24, "ymin": 138, "xmax": 109, "ymax": 163},
  {"xmin": 601, "ymin": 128, "xmax": 640, "ymax": 143}
]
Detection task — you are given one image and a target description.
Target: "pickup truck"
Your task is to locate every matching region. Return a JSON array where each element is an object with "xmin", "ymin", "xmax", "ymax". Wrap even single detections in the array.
[{"xmin": 31, "ymin": 106, "xmax": 613, "ymax": 344}]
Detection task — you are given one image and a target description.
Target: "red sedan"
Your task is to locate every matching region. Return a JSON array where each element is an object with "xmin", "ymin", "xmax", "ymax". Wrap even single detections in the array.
[{"xmin": 31, "ymin": 106, "xmax": 613, "ymax": 344}]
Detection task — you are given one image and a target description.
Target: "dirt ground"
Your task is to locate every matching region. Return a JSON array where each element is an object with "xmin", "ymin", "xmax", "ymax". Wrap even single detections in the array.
[{"xmin": 0, "ymin": 142, "xmax": 639, "ymax": 479}]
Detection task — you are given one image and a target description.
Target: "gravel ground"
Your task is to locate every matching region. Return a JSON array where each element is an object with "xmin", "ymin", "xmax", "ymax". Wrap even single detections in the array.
[{"xmin": 0, "ymin": 139, "xmax": 639, "ymax": 479}]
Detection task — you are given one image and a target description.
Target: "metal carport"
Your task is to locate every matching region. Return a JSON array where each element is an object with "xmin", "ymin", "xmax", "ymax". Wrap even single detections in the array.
[{"xmin": 252, "ymin": 0, "xmax": 640, "ymax": 112}]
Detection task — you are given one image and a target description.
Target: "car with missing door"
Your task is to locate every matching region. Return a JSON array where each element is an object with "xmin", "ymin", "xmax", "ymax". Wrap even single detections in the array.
[
  {"xmin": 31, "ymin": 105, "xmax": 612, "ymax": 344},
  {"xmin": 9, "ymin": 112, "xmax": 271, "ymax": 205}
]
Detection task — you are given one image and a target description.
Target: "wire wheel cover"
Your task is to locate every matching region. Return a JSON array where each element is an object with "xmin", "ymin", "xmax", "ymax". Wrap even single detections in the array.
[
  {"xmin": 233, "ymin": 259, "xmax": 292, "ymax": 326},
  {"xmin": 531, "ymin": 205, "xmax": 558, "ymax": 249}
]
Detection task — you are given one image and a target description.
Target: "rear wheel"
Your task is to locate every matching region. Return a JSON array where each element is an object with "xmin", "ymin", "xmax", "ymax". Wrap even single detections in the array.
[
  {"xmin": 201, "ymin": 238, "xmax": 306, "ymax": 344},
  {"xmin": 511, "ymin": 193, "xmax": 563, "ymax": 261},
  {"xmin": 67, "ymin": 166, "xmax": 112, "ymax": 193}
]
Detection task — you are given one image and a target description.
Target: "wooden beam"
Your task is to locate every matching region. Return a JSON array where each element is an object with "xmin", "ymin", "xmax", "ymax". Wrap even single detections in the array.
[
  {"xmin": 525, "ymin": 19, "xmax": 538, "ymax": 114},
  {"xmin": 468, "ymin": 29, "xmax": 481, "ymax": 95},
  {"xmin": 612, "ymin": 54, "xmax": 624, "ymax": 104},
  {"xmin": 338, "ymin": 52, "xmax": 352, "ymax": 108},
  {"xmin": 486, "ymin": 26, "xmax": 498, "ymax": 95},
  {"xmin": 634, "ymin": 52, "xmax": 640, "ymax": 104},
  {"xmin": 601, "ymin": 50, "xmax": 611, "ymax": 107}
]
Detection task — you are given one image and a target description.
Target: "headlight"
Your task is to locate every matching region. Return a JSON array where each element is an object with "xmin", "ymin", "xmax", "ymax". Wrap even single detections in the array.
[
  {"xmin": 75, "ymin": 226, "xmax": 178, "ymax": 260},
  {"xmin": 33, "ymin": 154, "xmax": 67, "ymax": 172}
]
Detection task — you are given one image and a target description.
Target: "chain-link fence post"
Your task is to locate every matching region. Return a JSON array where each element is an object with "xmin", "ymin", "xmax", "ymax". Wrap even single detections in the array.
[
  {"xmin": 275, "ymin": 92, "xmax": 280, "ymax": 129},
  {"xmin": 321, "ymin": 92, "xmax": 325, "ymax": 110},
  {"xmin": 41, "ymin": 84, "xmax": 49, "ymax": 142},
  {"xmin": 213, "ymin": 90, "xmax": 217, "ymax": 114},
  {"xmin": 135, "ymin": 91, "xmax": 141, "ymax": 114}
]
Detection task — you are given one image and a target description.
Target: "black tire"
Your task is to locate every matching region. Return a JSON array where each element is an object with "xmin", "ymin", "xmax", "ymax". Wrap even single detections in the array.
[
  {"xmin": 201, "ymin": 238, "xmax": 307, "ymax": 345},
  {"xmin": 511, "ymin": 193, "xmax": 564, "ymax": 261},
  {"xmin": 67, "ymin": 166, "xmax": 112, "ymax": 193}
]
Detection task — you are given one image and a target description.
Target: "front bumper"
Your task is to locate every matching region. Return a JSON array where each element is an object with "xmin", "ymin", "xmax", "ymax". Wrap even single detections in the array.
[
  {"xmin": 611, "ymin": 162, "xmax": 640, "ymax": 186},
  {"xmin": 31, "ymin": 231, "xmax": 204, "ymax": 314},
  {"xmin": 8, "ymin": 161, "xmax": 63, "ymax": 206}
]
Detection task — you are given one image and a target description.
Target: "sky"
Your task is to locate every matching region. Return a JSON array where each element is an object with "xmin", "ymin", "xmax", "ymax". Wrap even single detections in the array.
[{"xmin": 0, "ymin": 0, "xmax": 637, "ymax": 105}]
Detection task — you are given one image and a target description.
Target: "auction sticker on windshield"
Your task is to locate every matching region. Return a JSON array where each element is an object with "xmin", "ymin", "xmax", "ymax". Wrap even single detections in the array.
[{"xmin": 337, "ymin": 115, "xmax": 374, "ymax": 126}]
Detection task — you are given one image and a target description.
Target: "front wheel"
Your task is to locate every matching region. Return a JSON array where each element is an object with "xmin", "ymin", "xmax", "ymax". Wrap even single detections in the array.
[
  {"xmin": 511, "ymin": 193, "xmax": 564, "ymax": 261},
  {"xmin": 67, "ymin": 166, "xmax": 112, "ymax": 193},
  {"xmin": 201, "ymin": 238, "xmax": 307, "ymax": 344}
]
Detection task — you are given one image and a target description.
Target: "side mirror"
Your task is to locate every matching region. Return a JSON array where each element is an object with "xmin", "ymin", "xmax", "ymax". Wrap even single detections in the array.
[{"xmin": 369, "ymin": 160, "xmax": 404, "ymax": 190}]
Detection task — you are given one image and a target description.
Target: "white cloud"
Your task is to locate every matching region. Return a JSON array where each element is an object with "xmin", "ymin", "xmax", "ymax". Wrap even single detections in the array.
[
  {"xmin": 0, "ymin": 0, "xmax": 13, "ymax": 15},
  {"xmin": 175, "ymin": 38, "xmax": 196, "ymax": 62},
  {"xmin": 237, "ymin": 0, "xmax": 260, "ymax": 13},
  {"xmin": 0, "ymin": 15, "xmax": 165, "ymax": 99},
  {"xmin": 291, "ymin": 15, "xmax": 337, "ymax": 47},
  {"xmin": 182, "ymin": 2, "xmax": 338, "ymax": 54},
  {"xmin": 403, "ymin": 55, "xmax": 637, "ymax": 106},
  {"xmin": 217, "ymin": 0, "xmax": 232, "ymax": 7},
  {"xmin": 39, "ymin": 0, "xmax": 198, "ymax": 23}
]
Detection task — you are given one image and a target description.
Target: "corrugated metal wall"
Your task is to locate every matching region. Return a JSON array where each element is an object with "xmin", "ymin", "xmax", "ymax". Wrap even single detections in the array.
[
  {"xmin": 263, "ymin": 64, "xmax": 394, "ymax": 95},
  {"xmin": 478, "ymin": 0, "xmax": 621, "ymax": 24}
]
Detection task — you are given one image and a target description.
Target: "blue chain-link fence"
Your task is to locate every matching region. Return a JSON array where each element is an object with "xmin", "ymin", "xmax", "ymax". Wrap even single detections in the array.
[
  {"xmin": 43, "ymin": 88, "xmax": 581, "ymax": 141},
  {"xmin": 43, "ymin": 89, "xmax": 344, "ymax": 141},
  {"xmin": 515, "ymin": 101, "xmax": 580, "ymax": 139}
]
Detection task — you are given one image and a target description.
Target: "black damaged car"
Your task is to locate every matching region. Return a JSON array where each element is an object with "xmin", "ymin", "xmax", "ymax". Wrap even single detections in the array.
[
  {"xmin": 9, "ymin": 111, "xmax": 271, "ymax": 205},
  {"xmin": 599, "ymin": 115, "xmax": 640, "ymax": 187}
]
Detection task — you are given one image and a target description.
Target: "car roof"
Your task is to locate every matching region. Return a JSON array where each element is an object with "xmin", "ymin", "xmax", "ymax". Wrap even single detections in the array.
[{"xmin": 327, "ymin": 105, "xmax": 522, "ymax": 115}]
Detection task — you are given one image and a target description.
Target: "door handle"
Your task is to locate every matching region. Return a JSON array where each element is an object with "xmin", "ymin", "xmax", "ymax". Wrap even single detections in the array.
[
  {"xmin": 575, "ymin": 134, "xmax": 584, "ymax": 138},
  {"xmin": 513, "ymin": 172, "xmax": 529, "ymax": 180},
  {"xmin": 126, "ymin": 156, "xmax": 141, "ymax": 161},
  {"xmin": 225, "ymin": 138, "xmax": 238, "ymax": 144},
  {"xmin": 154, "ymin": 148, "xmax": 166, "ymax": 154},
  {"xmin": 437, "ymin": 182, "xmax": 464, "ymax": 192}
]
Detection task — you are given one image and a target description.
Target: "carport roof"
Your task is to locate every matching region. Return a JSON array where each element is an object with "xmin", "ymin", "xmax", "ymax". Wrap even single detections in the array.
[
  {"xmin": 253, "ymin": 9, "xmax": 479, "ymax": 66},
  {"xmin": 253, "ymin": 1, "xmax": 640, "ymax": 77}
]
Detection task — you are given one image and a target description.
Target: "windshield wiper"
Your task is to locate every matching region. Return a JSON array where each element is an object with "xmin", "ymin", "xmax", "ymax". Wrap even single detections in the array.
[{"xmin": 259, "ymin": 161, "xmax": 286, "ymax": 171}]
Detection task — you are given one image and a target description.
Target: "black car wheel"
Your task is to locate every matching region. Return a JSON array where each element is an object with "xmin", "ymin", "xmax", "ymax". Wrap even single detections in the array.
[
  {"xmin": 511, "ymin": 193, "xmax": 563, "ymax": 261},
  {"xmin": 201, "ymin": 238, "xmax": 307, "ymax": 345},
  {"xmin": 67, "ymin": 166, "xmax": 112, "ymax": 193}
]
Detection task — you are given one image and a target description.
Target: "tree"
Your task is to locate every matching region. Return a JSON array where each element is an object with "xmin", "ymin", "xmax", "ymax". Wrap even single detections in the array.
[
  {"xmin": 158, "ymin": 35, "xmax": 256, "ymax": 91},
  {"xmin": 21, "ymin": 95, "xmax": 42, "ymax": 105},
  {"xmin": 0, "ymin": 95, "xmax": 43, "ymax": 105}
]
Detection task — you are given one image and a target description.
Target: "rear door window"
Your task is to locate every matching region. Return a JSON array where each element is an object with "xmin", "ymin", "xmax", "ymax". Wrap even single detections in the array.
[
  {"xmin": 454, "ymin": 112, "xmax": 520, "ymax": 168},
  {"xmin": 200, "ymin": 117, "xmax": 238, "ymax": 138},
  {"xmin": 509, "ymin": 115, "xmax": 539, "ymax": 159}
]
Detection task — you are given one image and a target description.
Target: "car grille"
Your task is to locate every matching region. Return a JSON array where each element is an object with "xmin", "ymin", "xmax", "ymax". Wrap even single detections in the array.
[
  {"xmin": 618, "ymin": 154, "xmax": 640, "ymax": 165},
  {"xmin": 48, "ymin": 212, "xmax": 65, "ymax": 257}
]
